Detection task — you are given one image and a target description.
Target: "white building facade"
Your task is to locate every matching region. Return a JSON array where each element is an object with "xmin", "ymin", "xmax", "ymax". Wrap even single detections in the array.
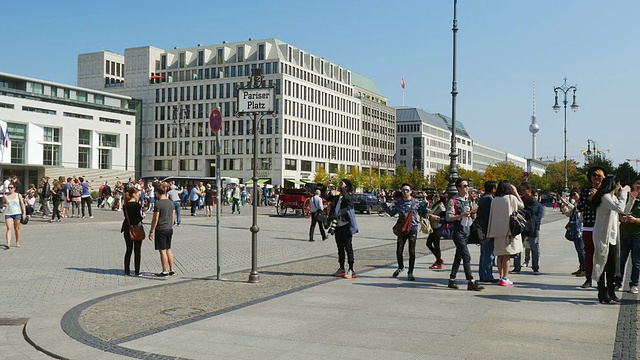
[
  {"xmin": 0, "ymin": 72, "xmax": 137, "ymax": 187},
  {"xmin": 78, "ymin": 38, "xmax": 395, "ymax": 187}
]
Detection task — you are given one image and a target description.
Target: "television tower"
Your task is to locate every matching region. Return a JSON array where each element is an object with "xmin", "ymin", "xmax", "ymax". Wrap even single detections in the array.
[{"xmin": 529, "ymin": 81, "xmax": 540, "ymax": 159}]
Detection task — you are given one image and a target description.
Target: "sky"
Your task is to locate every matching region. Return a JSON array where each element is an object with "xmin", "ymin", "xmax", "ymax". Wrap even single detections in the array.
[{"xmin": 2, "ymin": 0, "xmax": 639, "ymax": 169}]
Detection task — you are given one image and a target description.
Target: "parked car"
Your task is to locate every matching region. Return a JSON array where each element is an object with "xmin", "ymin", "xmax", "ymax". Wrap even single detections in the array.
[{"xmin": 352, "ymin": 193, "xmax": 383, "ymax": 214}]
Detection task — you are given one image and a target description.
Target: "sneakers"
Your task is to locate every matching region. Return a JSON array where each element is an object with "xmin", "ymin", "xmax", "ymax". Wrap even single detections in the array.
[
  {"xmin": 448, "ymin": 279, "xmax": 458, "ymax": 289},
  {"xmin": 333, "ymin": 268, "xmax": 346, "ymax": 277},
  {"xmin": 344, "ymin": 270, "xmax": 356, "ymax": 279},
  {"xmin": 407, "ymin": 273, "xmax": 415, "ymax": 281},
  {"xmin": 309, "ymin": 239, "xmax": 315, "ymax": 242},
  {"xmin": 511, "ymin": 268, "xmax": 521, "ymax": 274},
  {"xmin": 467, "ymin": 280, "xmax": 484, "ymax": 291},
  {"xmin": 498, "ymin": 278, "xmax": 513, "ymax": 287},
  {"xmin": 573, "ymin": 270, "xmax": 586, "ymax": 277},
  {"xmin": 155, "ymin": 272, "xmax": 169, "ymax": 277},
  {"xmin": 630, "ymin": 286, "xmax": 639, "ymax": 294},
  {"xmin": 429, "ymin": 262, "xmax": 443, "ymax": 270},
  {"xmin": 89, "ymin": 216, "xmax": 94, "ymax": 219},
  {"xmin": 168, "ymin": 271, "xmax": 176, "ymax": 276},
  {"xmin": 533, "ymin": 270, "xmax": 540, "ymax": 275},
  {"xmin": 392, "ymin": 267, "xmax": 405, "ymax": 278}
]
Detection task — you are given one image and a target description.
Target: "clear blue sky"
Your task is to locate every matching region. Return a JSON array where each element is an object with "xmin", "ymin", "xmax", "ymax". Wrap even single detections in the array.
[{"xmin": 2, "ymin": 0, "xmax": 638, "ymax": 168}]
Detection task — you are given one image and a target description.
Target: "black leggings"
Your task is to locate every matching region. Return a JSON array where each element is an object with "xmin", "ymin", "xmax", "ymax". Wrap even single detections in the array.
[
  {"xmin": 426, "ymin": 232, "xmax": 441, "ymax": 262},
  {"xmin": 124, "ymin": 234, "xmax": 143, "ymax": 275},
  {"xmin": 81, "ymin": 197, "xmax": 92, "ymax": 217},
  {"xmin": 397, "ymin": 231, "xmax": 417, "ymax": 273},
  {"xmin": 335, "ymin": 225, "xmax": 354, "ymax": 270},
  {"xmin": 52, "ymin": 198, "xmax": 62, "ymax": 220}
]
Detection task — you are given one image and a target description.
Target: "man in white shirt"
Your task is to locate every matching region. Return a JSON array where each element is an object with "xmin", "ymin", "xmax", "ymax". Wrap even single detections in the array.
[{"xmin": 309, "ymin": 190, "xmax": 327, "ymax": 242}]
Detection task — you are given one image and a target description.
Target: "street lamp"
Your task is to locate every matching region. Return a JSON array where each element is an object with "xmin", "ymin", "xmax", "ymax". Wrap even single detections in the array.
[
  {"xmin": 627, "ymin": 158, "xmax": 640, "ymax": 174},
  {"xmin": 446, "ymin": 0, "xmax": 460, "ymax": 196},
  {"xmin": 172, "ymin": 103, "xmax": 187, "ymax": 176},
  {"xmin": 552, "ymin": 78, "xmax": 578, "ymax": 194}
]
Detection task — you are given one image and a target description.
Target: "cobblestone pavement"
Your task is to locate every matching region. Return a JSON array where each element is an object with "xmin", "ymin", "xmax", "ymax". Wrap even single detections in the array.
[{"xmin": 3, "ymin": 206, "xmax": 638, "ymax": 359}]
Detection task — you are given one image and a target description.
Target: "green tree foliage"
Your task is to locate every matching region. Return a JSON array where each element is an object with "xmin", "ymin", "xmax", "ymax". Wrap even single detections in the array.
[
  {"xmin": 543, "ymin": 160, "xmax": 581, "ymax": 192},
  {"xmin": 347, "ymin": 166, "xmax": 366, "ymax": 190},
  {"xmin": 613, "ymin": 161, "xmax": 638, "ymax": 183},
  {"xmin": 408, "ymin": 168, "xmax": 426, "ymax": 190},
  {"xmin": 313, "ymin": 166, "xmax": 329, "ymax": 185},
  {"xmin": 335, "ymin": 165, "xmax": 348, "ymax": 185},
  {"xmin": 379, "ymin": 170, "xmax": 392, "ymax": 190},
  {"xmin": 526, "ymin": 173, "xmax": 549, "ymax": 194},
  {"xmin": 391, "ymin": 164, "xmax": 410, "ymax": 190},
  {"xmin": 484, "ymin": 162, "xmax": 527, "ymax": 186}
]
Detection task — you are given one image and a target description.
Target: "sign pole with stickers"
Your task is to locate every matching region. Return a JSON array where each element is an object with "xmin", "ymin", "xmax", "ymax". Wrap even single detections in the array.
[{"xmin": 210, "ymin": 108, "xmax": 222, "ymax": 280}]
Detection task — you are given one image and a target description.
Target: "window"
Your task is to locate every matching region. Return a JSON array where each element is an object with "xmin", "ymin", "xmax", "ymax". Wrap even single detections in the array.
[
  {"xmin": 42, "ymin": 144, "xmax": 60, "ymax": 166},
  {"xmin": 217, "ymin": 48, "xmax": 224, "ymax": 64},
  {"xmin": 76, "ymin": 91, "xmax": 87, "ymax": 102},
  {"xmin": 99, "ymin": 117, "xmax": 121, "ymax": 124},
  {"xmin": 43, "ymin": 127, "xmax": 60, "ymax": 142},
  {"xmin": 79, "ymin": 129, "xmax": 91, "ymax": 145},
  {"xmin": 8, "ymin": 123, "xmax": 26, "ymax": 164},
  {"xmin": 285, "ymin": 158, "xmax": 297, "ymax": 170},
  {"xmin": 237, "ymin": 46, "xmax": 244, "ymax": 62},
  {"xmin": 22, "ymin": 106, "xmax": 55, "ymax": 115},
  {"xmin": 198, "ymin": 50, "xmax": 204, "ymax": 66},
  {"xmin": 258, "ymin": 44, "xmax": 265, "ymax": 60},
  {"xmin": 99, "ymin": 149, "xmax": 111, "ymax": 169},
  {"xmin": 78, "ymin": 147, "xmax": 91, "ymax": 168},
  {"xmin": 161, "ymin": 54, "xmax": 167, "ymax": 69},
  {"xmin": 301, "ymin": 160, "xmax": 312, "ymax": 172},
  {"xmin": 99, "ymin": 134, "xmax": 117, "ymax": 147},
  {"xmin": 179, "ymin": 52, "xmax": 186, "ymax": 68}
]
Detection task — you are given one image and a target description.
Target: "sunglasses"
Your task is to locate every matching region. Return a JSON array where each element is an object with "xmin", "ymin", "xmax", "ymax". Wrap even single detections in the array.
[
  {"xmin": 459, "ymin": 185, "xmax": 469, "ymax": 188},
  {"xmin": 8, "ymin": 186, "xmax": 14, "ymax": 189},
  {"xmin": 401, "ymin": 189, "xmax": 411, "ymax": 193}
]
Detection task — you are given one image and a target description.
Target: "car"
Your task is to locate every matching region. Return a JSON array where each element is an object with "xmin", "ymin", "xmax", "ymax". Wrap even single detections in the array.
[{"xmin": 352, "ymin": 193, "xmax": 383, "ymax": 214}]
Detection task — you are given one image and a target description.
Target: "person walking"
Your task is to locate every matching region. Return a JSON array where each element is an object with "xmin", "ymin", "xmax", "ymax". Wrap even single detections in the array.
[
  {"xmin": 146, "ymin": 182, "xmax": 155, "ymax": 213},
  {"xmin": 427, "ymin": 193, "xmax": 447, "ymax": 269},
  {"xmin": 148, "ymin": 183, "xmax": 176, "ymax": 277},
  {"xmin": 326, "ymin": 179, "xmax": 359, "ymax": 279},
  {"xmin": 121, "ymin": 187, "xmax": 145, "ymax": 276},
  {"xmin": 62, "ymin": 177, "xmax": 72, "ymax": 217},
  {"xmin": 477, "ymin": 181, "xmax": 498, "ymax": 283},
  {"xmin": 204, "ymin": 184, "xmax": 214, "ymax": 217},
  {"xmin": 620, "ymin": 178, "xmax": 640, "ymax": 294},
  {"xmin": 167, "ymin": 184, "xmax": 183, "ymax": 226},
  {"xmin": 101, "ymin": 182, "xmax": 113, "ymax": 209},
  {"xmin": 308, "ymin": 189, "xmax": 327, "ymax": 242},
  {"xmin": 382, "ymin": 183, "xmax": 428, "ymax": 281},
  {"xmin": 261, "ymin": 184, "xmax": 269, "ymax": 206},
  {"xmin": 592, "ymin": 177, "xmax": 629, "ymax": 304},
  {"xmin": 79, "ymin": 177, "xmax": 93, "ymax": 218},
  {"xmin": 231, "ymin": 184, "xmax": 241, "ymax": 214},
  {"xmin": 39, "ymin": 177, "xmax": 51, "ymax": 217},
  {"xmin": 2, "ymin": 182, "xmax": 26, "ymax": 249},
  {"xmin": 486, "ymin": 180, "xmax": 524, "ymax": 287},
  {"xmin": 446, "ymin": 179, "xmax": 484, "ymax": 291},
  {"xmin": 577, "ymin": 166, "xmax": 607, "ymax": 288},
  {"xmin": 70, "ymin": 178, "xmax": 83, "ymax": 218}
]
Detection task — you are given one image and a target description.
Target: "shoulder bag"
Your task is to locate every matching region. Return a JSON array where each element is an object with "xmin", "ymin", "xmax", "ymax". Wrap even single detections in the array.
[
  {"xmin": 509, "ymin": 197, "xmax": 527, "ymax": 236},
  {"xmin": 564, "ymin": 208, "xmax": 582, "ymax": 241},
  {"xmin": 124, "ymin": 202, "xmax": 145, "ymax": 241},
  {"xmin": 392, "ymin": 200, "xmax": 414, "ymax": 236}
]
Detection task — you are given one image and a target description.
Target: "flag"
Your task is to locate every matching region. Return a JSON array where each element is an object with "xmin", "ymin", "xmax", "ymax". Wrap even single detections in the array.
[
  {"xmin": 0, "ymin": 125, "xmax": 4, "ymax": 149},
  {"xmin": 3, "ymin": 129, "xmax": 8, "ymax": 148},
  {"xmin": 401, "ymin": 77, "xmax": 406, "ymax": 89},
  {"xmin": 393, "ymin": 152, "xmax": 397, "ymax": 164}
]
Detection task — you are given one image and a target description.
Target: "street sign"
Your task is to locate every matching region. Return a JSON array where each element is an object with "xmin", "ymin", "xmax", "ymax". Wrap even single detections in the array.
[
  {"xmin": 210, "ymin": 109, "xmax": 222, "ymax": 133},
  {"xmin": 237, "ymin": 88, "xmax": 275, "ymax": 114},
  {"xmin": 523, "ymin": 171, "xmax": 529, "ymax": 179}
]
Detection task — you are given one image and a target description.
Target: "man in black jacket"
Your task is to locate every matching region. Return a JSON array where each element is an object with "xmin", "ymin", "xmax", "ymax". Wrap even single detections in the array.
[
  {"xmin": 513, "ymin": 183, "xmax": 544, "ymax": 274},
  {"xmin": 477, "ymin": 181, "xmax": 497, "ymax": 282}
]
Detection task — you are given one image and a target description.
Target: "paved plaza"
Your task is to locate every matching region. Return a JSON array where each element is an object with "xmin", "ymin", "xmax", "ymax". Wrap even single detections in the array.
[{"xmin": 0, "ymin": 205, "xmax": 637, "ymax": 359}]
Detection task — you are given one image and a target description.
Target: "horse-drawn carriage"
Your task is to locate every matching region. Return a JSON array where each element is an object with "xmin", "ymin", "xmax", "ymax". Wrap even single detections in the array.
[{"xmin": 275, "ymin": 184, "xmax": 329, "ymax": 218}]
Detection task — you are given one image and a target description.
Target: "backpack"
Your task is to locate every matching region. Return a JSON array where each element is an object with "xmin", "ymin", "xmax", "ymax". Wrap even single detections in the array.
[
  {"xmin": 71, "ymin": 183, "xmax": 82, "ymax": 197},
  {"xmin": 437, "ymin": 198, "xmax": 458, "ymax": 239}
]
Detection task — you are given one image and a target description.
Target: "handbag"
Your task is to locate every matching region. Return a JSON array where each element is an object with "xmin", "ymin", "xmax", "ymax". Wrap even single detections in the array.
[
  {"xmin": 564, "ymin": 208, "xmax": 582, "ymax": 241},
  {"xmin": 124, "ymin": 202, "xmax": 145, "ymax": 241},
  {"xmin": 393, "ymin": 211, "xmax": 413, "ymax": 236},
  {"xmin": 509, "ymin": 197, "xmax": 527, "ymax": 236},
  {"xmin": 468, "ymin": 221, "xmax": 484, "ymax": 245},
  {"xmin": 420, "ymin": 218, "xmax": 433, "ymax": 234}
]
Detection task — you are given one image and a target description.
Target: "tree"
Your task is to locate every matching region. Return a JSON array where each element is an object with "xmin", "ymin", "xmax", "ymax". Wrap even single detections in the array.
[
  {"xmin": 347, "ymin": 166, "xmax": 366, "ymax": 191},
  {"xmin": 391, "ymin": 164, "xmax": 410, "ymax": 189},
  {"xmin": 526, "ymin": 173, "xmax": 550, "ymax": 194},
  {"xmin": 379, "ymin": 170, "xmax": 392, "ymax": 190},
  {"xmin": 484, "ymin": 161, "xmax": 527, "ymax": 186},
  {"xmin": 430, "ymin": 169, "xmax": 449, "ymax": 191},
  {"xmin": 408, "ymin": 168, "xmax": 426, "ymax": 190},
  {"xmin": 543, "ymin": 160, "xmax": 580, "ymax": 192},
  {"xmin": 335, "ymin": 164, "xmax": 348, "ymax": 184},
  {"xmin": 314, "ymin": 166, "xmax": 329, "ymax": 185},
  {"xmin": 613, "ymin": 161, "xmax": 637, "ymax": 183}
]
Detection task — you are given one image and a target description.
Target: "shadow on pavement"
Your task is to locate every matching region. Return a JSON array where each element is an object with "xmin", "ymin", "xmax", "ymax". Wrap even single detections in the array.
[{"xmin": 476, "ymin": 293, "xmax": 596, "ymax": 305}]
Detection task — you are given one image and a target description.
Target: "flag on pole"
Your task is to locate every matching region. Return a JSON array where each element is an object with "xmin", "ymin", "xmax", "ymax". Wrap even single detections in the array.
[
  {"xmin": 401, "ymin": 77, "xmax": 406, "ymax": 89},
  {"xmin": 0, "ymin": 125, "xmax": 4, "ymax": 149},
  {"xmin": 3, "ymin": 129, "xmax": 8, "ymax": 148}
]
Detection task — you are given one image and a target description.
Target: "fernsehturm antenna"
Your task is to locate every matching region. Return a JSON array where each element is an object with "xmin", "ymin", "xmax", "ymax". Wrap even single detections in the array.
[{"xmin": 529, "ymin": 81, "xmax": 540, "ymax": 159}]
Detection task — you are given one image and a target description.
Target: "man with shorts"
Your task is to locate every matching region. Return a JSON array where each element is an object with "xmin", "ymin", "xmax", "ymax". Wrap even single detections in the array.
[{"xmin": 148, "ymin": 182, "xmax": 176, "ymax": 277}]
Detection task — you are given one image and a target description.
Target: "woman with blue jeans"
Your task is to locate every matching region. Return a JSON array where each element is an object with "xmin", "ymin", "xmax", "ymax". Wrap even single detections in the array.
[
  {"xmin": 620, "ymin": 179, "xmax": 640, "ymax": 294},
  {"xmin": 561, "ymin": 190, "xmax": 586, "ymax": 276},
  {"xmin": 2, "ymin": 182, "xmax": 26, "ymax": 249}
]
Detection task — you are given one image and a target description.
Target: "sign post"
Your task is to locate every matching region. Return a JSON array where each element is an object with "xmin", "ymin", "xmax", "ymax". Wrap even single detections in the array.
[
  {"xmin": 210, "ymin": 109, "xmax": 222, "ymax": 280},
  {"xmin": 236, "ymin": 68, "xmax": 276, "ymax": 283}
]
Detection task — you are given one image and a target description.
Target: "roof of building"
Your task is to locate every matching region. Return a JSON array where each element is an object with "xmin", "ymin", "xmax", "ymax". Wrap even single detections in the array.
[
  {"xmin": 395, "ymin": 106, "xmax": 471, "ymax": 138},
  {"xmin": 351, "ymin": 72, "xmax": 382, "ymax": 95}
]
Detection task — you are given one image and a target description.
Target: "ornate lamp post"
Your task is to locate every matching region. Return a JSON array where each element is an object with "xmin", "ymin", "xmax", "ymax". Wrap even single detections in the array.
[
  {"xmin": 552, "ymin": 78, "xmax": 578, "ymax": 194},
  {"xmin": 172, "ymin": 103, "xmax": 186, "ymax": 176},
  {"xmin": 446, "ymin": 0, "xmax": 460, "ymax": 196}
]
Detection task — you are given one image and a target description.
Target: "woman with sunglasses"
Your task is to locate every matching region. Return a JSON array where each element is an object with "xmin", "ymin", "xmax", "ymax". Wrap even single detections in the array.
[{"xmin": 2, "ymin": 182, "xmax": 26, "ymax": 249}]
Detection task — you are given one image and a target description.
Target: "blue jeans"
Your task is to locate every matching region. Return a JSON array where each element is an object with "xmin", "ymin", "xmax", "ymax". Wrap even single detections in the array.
[
  {"xmin": 479, "ymin": 239, "xmax": 495, "ymax": 280},
  {"xmin": 514, "ymin": 236, "xmax": 540, "ymax": 271},
  {"xmin": 620, "ymin": 236, "xmax": 640, "ymax": 287},
  {"xmin": 573, "ymin": 237, "xmax": 585, "ymax": 271},
  {"xmin": 173, "ymin": 201, "xmax": 181, "ymax": 225}
]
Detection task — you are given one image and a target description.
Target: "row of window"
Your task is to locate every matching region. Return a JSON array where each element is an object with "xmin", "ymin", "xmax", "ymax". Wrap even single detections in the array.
[
  {"xmin": 1, "ymin": 104, "xmax": 130, "ymax": 125},
  {"xmin": 155, "ymin": 62, "xmax": 279, "ymax": 84},
  {"xmin": 162, "ymin": 44, "xmax": 267, "ymax": 70},
  {"xmin": 283, "ymin": 80, "xmax": 356, "ymax": 115},
  {"xmin": 361, "ymin": 152, "xmax": 394, "ymax": 165},
  {"xmin": 155, "ymin": 79, "xmax": 281, "ymax": 103},
  {"xmin": 283, "ymin": 139, "xmax": 358, "ymax": 163},
  {"xmin": 281, "ymin": 58, "xmax": 352, "ymax": 97},
  {"xmin": 283, "ymin": 118, "xmax": 358, "ymax": 147},
  {"xmin": 105, "ymin": 60, "xmax": 124, "ymax": 78}
]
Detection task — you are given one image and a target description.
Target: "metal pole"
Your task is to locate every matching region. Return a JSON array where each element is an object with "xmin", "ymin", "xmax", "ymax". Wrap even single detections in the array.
[
  {"xmin": 248, "ymin": 112, "xmax": 260, "ymax": 283},
  {"xmin": 177, "ymin": 105, "xmax": 182, "ymax": 177},
  {"xmin": 446, "ymin": 0, "xmax": 459, "ymax": 196},
  {"xmin": 563, "ymin": 102, "xmax": 568, "ymax": 193},
  {"xmin": 215, "ymin": 130, "xmax": 221, "ymax": 280}
]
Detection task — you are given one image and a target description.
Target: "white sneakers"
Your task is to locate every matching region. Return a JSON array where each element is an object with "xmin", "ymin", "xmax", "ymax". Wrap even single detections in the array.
[{"xmin": 630, "ymin": 286, "xmax": 638, "ymax": 294}]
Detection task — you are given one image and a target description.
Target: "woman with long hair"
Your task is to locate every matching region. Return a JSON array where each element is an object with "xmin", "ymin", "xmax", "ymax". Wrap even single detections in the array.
[
  {"xmin": 486, "ymin": 180, "xmax": 524, "ymax": 287},
  {"xmin": 50, "ymin": 180, "xmax": 63, "ymax": 222},
  {"xmin": 592, "ymin": 177, "xmax": 629, "ymax": 304},
  {"xmin": 3, "ymin": 182, "xmax": 26, "ymax": 249},
  {"xmin": 427, "ymin": 193, "xmax": 447, "ymax": 269},
  {"xmin": 121, "ymin": 187, "xmax": 145, "ymax": 276}
]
